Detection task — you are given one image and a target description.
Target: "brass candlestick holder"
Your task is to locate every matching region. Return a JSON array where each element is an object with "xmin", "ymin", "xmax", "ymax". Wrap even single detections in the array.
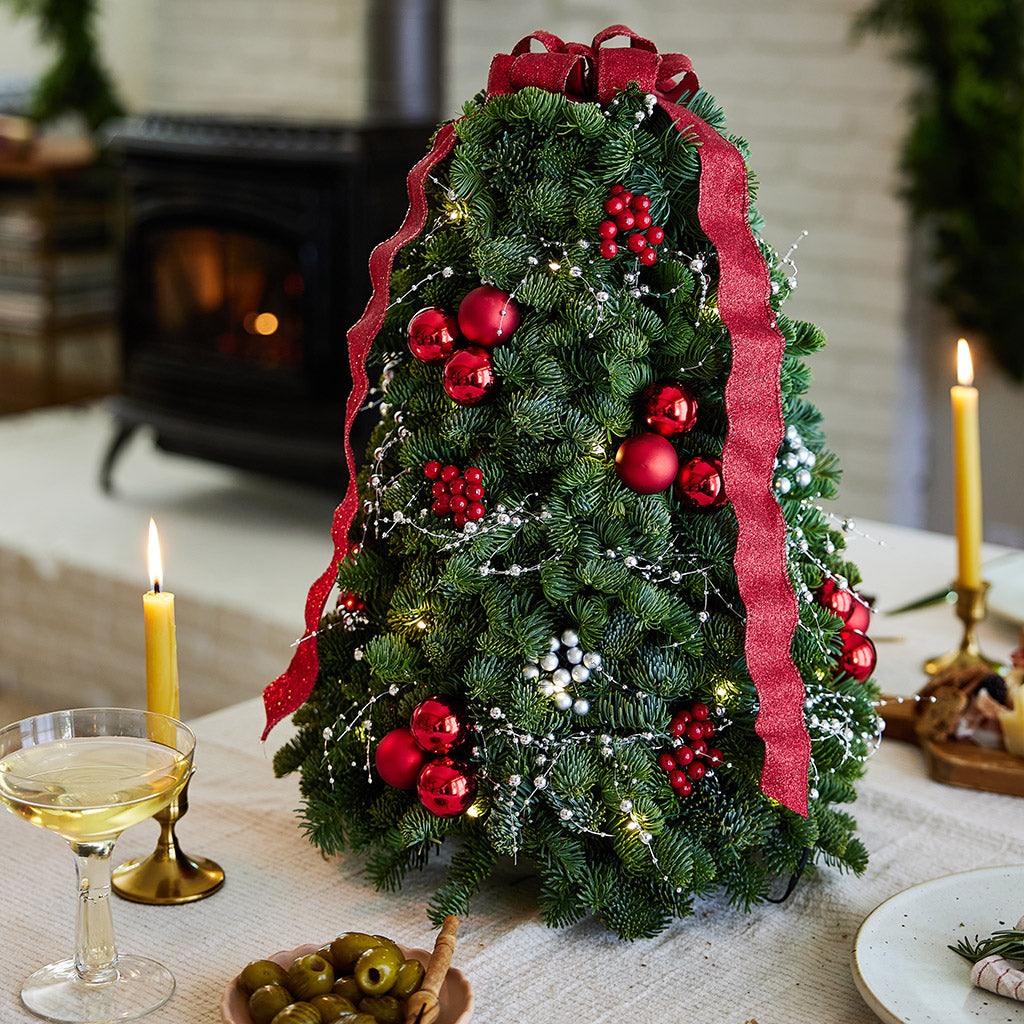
[
  {"xmin": 923, "ymin": 580, "xmax": 1001, "ymax": 676},
  {"xmin": 112, "ymin": 773, "xmax": 224, "ymax": 904}
]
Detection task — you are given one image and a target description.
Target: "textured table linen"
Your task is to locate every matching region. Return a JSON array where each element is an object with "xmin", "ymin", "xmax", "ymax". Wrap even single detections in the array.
[{"xmin": 2, "ymin": 521, "xmax": 1023, "ymax": 1024}]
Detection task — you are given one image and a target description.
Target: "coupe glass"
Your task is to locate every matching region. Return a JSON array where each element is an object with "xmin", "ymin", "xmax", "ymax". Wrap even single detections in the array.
[{"xmin": 0, "ymin": 708, "xmax": 195, "ymax": 1022}]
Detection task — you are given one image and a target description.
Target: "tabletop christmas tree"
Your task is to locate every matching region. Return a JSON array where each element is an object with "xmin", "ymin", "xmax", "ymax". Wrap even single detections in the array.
[{"xmin": 265, "ymin": 27, "xmax": 881, "ymax": 940}]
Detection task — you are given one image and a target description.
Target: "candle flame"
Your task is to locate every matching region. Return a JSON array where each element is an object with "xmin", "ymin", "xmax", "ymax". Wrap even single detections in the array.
[
  {"xmin": 148, "ymin": 518, "xmax": 163, "ymax": 592},
  {"xmin": 957, "ymin": 338, "xmax": 974, "ymax": 386}
]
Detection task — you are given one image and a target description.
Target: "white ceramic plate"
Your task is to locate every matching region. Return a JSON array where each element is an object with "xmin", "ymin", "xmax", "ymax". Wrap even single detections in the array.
[
  {"xmin": 221, "ymin": 942, "xmax": 474, "ymax": 1024},
  {"xmin": 986, "ymin": 553, "xmax": 1024, "ymax": 625},
  {"xmin": 852, "ymin": 864, "xmax": 1024, "ymax": 1023}
]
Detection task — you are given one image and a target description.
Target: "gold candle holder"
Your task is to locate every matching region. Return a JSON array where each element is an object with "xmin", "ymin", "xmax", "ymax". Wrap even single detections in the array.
[
  {"xmin": 923, "ymin": 580, "xmax": 1001, "ymax": 676},
  {"xmin": 112, "ymin": 773, "xmax": 224, "ymax": 904}
]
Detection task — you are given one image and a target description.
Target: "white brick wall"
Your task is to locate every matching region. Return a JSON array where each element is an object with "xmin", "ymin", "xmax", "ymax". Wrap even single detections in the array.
[{"xmin": 0, "ymin": 0, "xmax": 916, "ymax": 524}]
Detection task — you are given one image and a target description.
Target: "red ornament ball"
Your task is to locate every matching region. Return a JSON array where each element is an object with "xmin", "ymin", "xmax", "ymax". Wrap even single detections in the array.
[
  {"xmin": 675, "ymin": 456, "xmax": 725, "ymax": 510},
  {"xmin": 457, "ymin": 285, "xmax": 520, "ymax": 347},
  {"xmin": 642, "ymin": 381, "xmax": 698, "ymax": 437},
  {"xmin": 443, "ymin": 346, "xmax": 497, "ymax": 405},
  {"xmin": 818, "ymin": 579, "xmax": 871, "ymax": 632},
  {"xmin": 839, "ymin": 629, "xmax": 877, "ymax": 682},
  {"xmin": 375, "ymin": 728, "xmax": 429, "ymax": 790},
  {"xmin": 417, "ymin": 757, "xmax": 477, "ymax": 817},
  {"xmin": 614, "ymin": 433, "xmax": 680, "ymax": 494},
  {"xmin": 409, "ymin": 694, "xmax": 467, "ymax": 754},
  {"xmin": 407, "ymin": 307, "xmax": 458, "ymax": 364}
]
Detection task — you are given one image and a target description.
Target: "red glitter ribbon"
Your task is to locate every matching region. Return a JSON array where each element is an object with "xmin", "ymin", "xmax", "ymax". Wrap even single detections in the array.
[{"xmin": 262, "ymin": 27, "xmax": 811, "ymax": 817}]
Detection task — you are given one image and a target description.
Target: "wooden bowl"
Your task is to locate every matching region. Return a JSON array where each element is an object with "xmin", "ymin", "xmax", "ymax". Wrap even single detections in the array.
[{"xmin": 221, "ymin": 942, "xmax": 474, "ymax": 1024}]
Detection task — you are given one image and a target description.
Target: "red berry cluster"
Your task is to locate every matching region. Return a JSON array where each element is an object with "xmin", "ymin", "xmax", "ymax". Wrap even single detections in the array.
[
  {"xmin": 598, "ymin": 185, "xmax": 665, "ymax": 266},
  {"xmin": 656, "ymin": 702, "xmax": 723, "ymax": 797},
  {"xmin": 424, "ymin": 461, "xmax": 486, "ymax": 529}
]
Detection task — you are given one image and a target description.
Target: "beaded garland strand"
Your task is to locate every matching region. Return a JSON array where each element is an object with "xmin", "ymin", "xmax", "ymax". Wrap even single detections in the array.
[{"xmin": 273, "ymin": 78, "xmax": 880, "ymax": 939}]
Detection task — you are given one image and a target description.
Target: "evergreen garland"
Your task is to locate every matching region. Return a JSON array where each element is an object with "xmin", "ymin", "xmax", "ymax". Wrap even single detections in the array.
[
  {"xmin": 2, "ymin": 0, "xmax": 124, "ymax": 131},
  {"xmin": 855, "ymin": 0, "xmax": 1024, "ymax": 380},
  {"xmin": 274, "ymin": 81, "xmax": 880, "ymax": 940}
]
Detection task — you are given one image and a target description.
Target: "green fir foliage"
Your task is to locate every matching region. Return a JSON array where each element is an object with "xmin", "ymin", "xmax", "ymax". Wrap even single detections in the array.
[{"xmin": 276, "ymin": 83, "xmax": 880, "ymax": 939}]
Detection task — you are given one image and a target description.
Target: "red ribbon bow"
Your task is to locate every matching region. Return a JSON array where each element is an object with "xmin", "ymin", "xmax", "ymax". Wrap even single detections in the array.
[{"xmin": 262, "ymin": 26, "xmax": 810, "ymax": 817}]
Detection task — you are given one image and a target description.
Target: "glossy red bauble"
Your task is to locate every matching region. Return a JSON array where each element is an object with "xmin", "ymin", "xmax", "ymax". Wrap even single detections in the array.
[
  {"xmin": 675, "ymin": 456, "xmax": 725, "ymax": 510},
  {"xmin": 407, "ymin": 307, "xmax": 459, "ymax": 364},
  {"xmin": 457, "ymin": 285, "xmax": 520, "ymax": 347},
  {"xmin": 614, "ymin": 433, "xmax": 679, "ymax": 495},
  {"xmin": 839, "ymin": 629, "xmax": 877, "ymax": 682},
  {"xmin": 818, "ymin": 579, "xmax": 871, "ymax": 632},
  {"xmin": 409, "ymin": 694, "xmax": 468, "ymax": 754},
  {"xmin": 443, "ymin": 346, "xmax": 497, "ymax": 405},
  {"xmin": 641, "ymin": 381, "xmax": 699, "ymax": 437},
  {"xmin": 374, "ymin": 728, "xmax": 429, "ymax": 790},
  {"xmin": 417, "ymin": 757, "xmax": 477, "ymax": 817}
]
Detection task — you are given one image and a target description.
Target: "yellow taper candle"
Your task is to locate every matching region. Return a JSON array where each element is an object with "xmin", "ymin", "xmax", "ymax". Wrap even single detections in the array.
[
  {"xmin": 951, "ymin": 339, "xmax": 983, "ymax": 589},
  {"xmin": 144, "ymin": 518, "xmax": 180, "ymax": 720}
]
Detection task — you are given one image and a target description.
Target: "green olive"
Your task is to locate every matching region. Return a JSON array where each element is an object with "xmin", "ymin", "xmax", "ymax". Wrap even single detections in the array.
[
  {"xmin": 332, "ymin": 1015, "xmax": 377, "ymax": 1024},
  {"xmin": 309, "ymin": 993, "xmax": 357, "ymax": 1023},
  {"xmin": 370, "ymin": 936, "xmax": 403, "ymax": 961},
  {"xmin": 248, "ymin": 984, "xmax": 293, "ymax": 1024},
  {"xmin": 357, "ymin": 995, "xmax": 402, "ymax": 1023},
  {"xmin": 239, "ymin": 959, "xmax": 289, "ymax": 995},
  {"xmin": 389, "ymin": 958, "xmax": 425, "ymax": 1000},
  {"xmin": 317, "ymin": 943, "xmax": 336, "ymax": 968},
  {"xmin": 270, "ymin": 1003, "xmax": 321, "ymax": 1024},
  {"xmin": 286, "ymin": 953, "xmax": 335, "ymax": 1001},
  {"xmin": 332, "ymin": 977, "xmax": 361, "ymax": 1002},
  {"xmin": 353, "ymin": 944, "xmax": 402, "ymax": 996},
  {"xmin": 330, "ymin": 933, "xmax": 382, "ymax": 973}
]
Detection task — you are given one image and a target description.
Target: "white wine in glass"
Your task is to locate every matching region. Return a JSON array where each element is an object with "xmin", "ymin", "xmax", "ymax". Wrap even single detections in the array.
[{"xmin": 0, "ymin": 708, "xmax": 195, "ymax": 1022}]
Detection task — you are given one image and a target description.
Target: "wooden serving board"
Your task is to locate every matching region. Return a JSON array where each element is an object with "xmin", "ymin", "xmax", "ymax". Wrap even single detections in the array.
[{"xmin": 879, "ymin": 694, "xmax": 1024, "ymax": 797}]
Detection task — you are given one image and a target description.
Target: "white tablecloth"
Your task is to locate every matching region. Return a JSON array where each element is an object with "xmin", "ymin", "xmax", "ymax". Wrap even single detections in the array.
[{"xmin": 3, "ymin": 521, "xmax": 1024, "ymax": 1024}]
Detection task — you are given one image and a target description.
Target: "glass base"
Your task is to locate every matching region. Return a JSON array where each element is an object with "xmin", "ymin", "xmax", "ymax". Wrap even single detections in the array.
[{"xmin": 21, "ymin": 956, "xmax": 175, "ymax": 1023}]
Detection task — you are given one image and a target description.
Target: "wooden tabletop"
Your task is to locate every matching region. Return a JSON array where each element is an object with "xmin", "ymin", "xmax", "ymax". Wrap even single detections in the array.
[{"xmin": 0, "ymin": 136, "xmax": 98, "ymax": 180}]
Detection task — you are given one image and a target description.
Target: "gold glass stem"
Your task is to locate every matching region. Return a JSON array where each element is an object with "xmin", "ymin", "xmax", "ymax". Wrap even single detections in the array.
[
  {"xmin": 112, "ymin": 773, "xmax": 224, "ymax": 904},
  {"xmin": 923, "ymin": 580, "xmax": 1001, "ymax": 675}
]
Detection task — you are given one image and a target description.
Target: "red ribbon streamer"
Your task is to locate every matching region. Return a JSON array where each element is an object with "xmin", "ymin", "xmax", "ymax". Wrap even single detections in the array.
[
  {"xmin": 261, "ymin": 27, "xmax": 810, "ymax": 817},
  {"xmin": 261, "ymin": 123, "xmax": 459, "ymax": 739}
]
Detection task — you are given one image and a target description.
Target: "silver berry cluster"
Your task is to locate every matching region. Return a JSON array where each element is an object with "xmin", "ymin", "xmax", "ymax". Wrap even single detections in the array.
[
  {"xmin": 774, "ymin": 424, "xmax": 817, "ymax": 496},
  {"xmin": 522, "ymin": 629, "xmax": 602, "ymax": 715}
]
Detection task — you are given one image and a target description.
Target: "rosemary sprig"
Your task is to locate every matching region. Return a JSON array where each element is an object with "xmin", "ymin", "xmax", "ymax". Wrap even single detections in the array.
[{"xmin": 950, "ymin": 929, "xmax": 1024, "ymax": 964}]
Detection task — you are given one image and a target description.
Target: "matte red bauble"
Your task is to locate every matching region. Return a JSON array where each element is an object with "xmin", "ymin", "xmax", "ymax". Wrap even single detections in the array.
[
  {"xmin": 417, "ymin": 757, "xmax": 477, "ymax": 817},
  {"xmin": 675, "ymin": 456, "xmax": 725, "ymax": 509},
  {"xmin": 838, "ymin": 629, "xmax": 876, "ymax": 682},
  {"xmin": 407, "ymin": 307, "xmax": 458, "ymax": 363},
  {"xmin": 818, "ymin": 579, "xmax": 871, "ymax": 632},
  {"xmin": 374, "ymin": 728, "xmax": 429, "ymax": 790},
  {"xmin": 614, "ymin": 433, "xmax": 679, "ymax": 494},
  {"xmin": 457, "ymin": 285, "xmax": 520, "ymax": 347},
  {"xmin": 409, "ymin": 695, "xmax": 467, "ymax": 754},
  {"xmin": 443, "ymin": 346, "xmax": 497, "ymax": 405},
  {"xmin": 641, "ymin": 381, "xmax": 699, "ymax": 437}
]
